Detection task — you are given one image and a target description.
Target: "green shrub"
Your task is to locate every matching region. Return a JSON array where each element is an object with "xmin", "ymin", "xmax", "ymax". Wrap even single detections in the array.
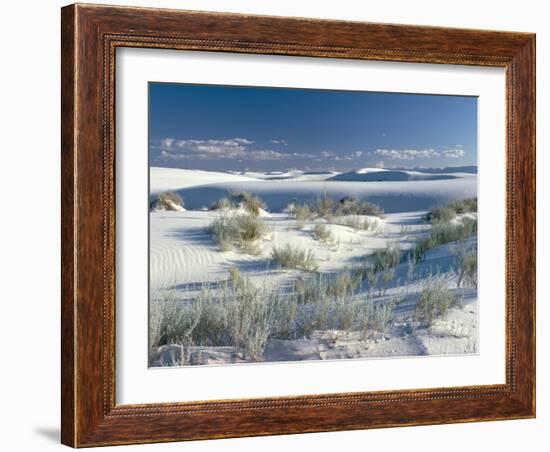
[
  {"xmin": 360, "ymin": 202, "xmax": 384, "ymax": 217},
  {"xmin": 453, "ymin": 244, "xmax": 478, "ymax": 288},
  {"xmin": 209, "ymin": 213, "xmax": 268, "ymax": 252},
  {"xmin": 151, "ymin": 273, "xmax": 273, "ymax": 361},
  {"xmin": 293, "ymin": 274, "xmax": 325, "ymax": 305},
  {"xmin": 415, "ymin": 279, "xmax": 455, "ymax": 326},
  {"xmin": 363, "ymin": 265, "xmax": 379, "ymax": 295},
  {"xmin": 151, "ymin": 191, "xmax": 184, "ymax": 211},
  {"xmin": 448, "ymin": 198, "xmax": 477, "ymax": 214},
  {"xmin": 314, "ymin": 196, "xmax": 334, "ymax": 218},
  {"xmin": 425, "ymin": 198, "xmax": 477, "ymax": 223},
  {"xmin": 211, "ymin": 191, "xmax": 266, "ymax": 216},
  {"xmin": 372, "ymin": 244, "xmax": 401, "ymax": 273},
  {"xmin": 212, "ymin": 196, "xmax": 231, "ymax": 210},
  {"xmin": 379, "ymin": 268, "xmax": 396, "ymax": 295},
  {"xmin": 325, "ymin": 269, "xmax": 364, "ymax": 299},
  {"xmin": 410, "ymin": 236, "xmax": 435, "ymax": 263},
  {"xmin": 356, "ymin": 297, "xmax": 396, "ymax": 340},
  {"xmin": 271, "ymin": 244, "xmax": 318, "ymax": 271},
  {"xmin": 335, "ymin": 215, "xmax": 376, "ymax": 231},
  {"xmin": 431, "ymin": 218, "xmax": 477, "ymax": 244},
  {"xmin": 224, "ymin": 287, "xmax": 271, "ymax": 360},
  {"xmin": 293, "ymin": 203, "xmax": 313, "ymax": 220},
  {"xmin": 313, "ymin": 223, "xmax": 334, "ymax": 243},
  {"xmin": 336, "ymin": 196, "xmax": 384, "ymax": 217},
  {"xmin": 292, "ymin": 269, "xmax": 363, "ymax": 303},
  {"xmin": 425, "ymin": 206, "xmax": 456, "ymax": 223},
  {"xmin": 150, "ymin": 262, "xmax": 404, "ymax": 364},
  {"xmin": 410, "ymin": 217, "xmax": 478, "ymax": 262},
  {"xmin": 290, "ymin": 203, "xmax": 314, "ymax": 229},
  {"xmin": 149, "ymin": 290, "xmax": 202, "ymax": 365}
]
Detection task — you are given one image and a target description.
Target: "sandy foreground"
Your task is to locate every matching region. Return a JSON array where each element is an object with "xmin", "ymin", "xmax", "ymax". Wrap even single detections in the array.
[{"xmin": 149, "ymin": 167, "xmax": 478, "ymax": 366}]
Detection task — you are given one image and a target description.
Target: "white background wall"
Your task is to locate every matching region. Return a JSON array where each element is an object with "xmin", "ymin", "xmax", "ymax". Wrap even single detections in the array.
[{"xmin": 0, "ymin": 1, "xmax": 546, "ymax": 450}]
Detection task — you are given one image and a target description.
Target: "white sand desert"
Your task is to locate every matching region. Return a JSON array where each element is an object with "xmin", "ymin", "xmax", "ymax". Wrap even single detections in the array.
[{"xmin": 148, "ymin": 166, "xmax": 478, "ymax": 367}]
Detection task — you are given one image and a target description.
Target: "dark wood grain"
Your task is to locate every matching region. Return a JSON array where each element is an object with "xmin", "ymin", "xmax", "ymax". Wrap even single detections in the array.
[
  {"xmin": 60, "ymin": 5, "xmax": 76, "ymax": 447},
  {"xmin": 61, "ymin": 3, "xmax": 536, "ymax": 447}
]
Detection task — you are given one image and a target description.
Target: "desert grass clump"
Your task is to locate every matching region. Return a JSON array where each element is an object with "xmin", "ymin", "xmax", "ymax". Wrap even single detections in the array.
[
  {"xmin": 208, "ymin": 213, "xmax": 268, "ymax": 253},
  {"xmin": 184, "ymin": 272, "xmax": 274, "ymax": 361},
  {"xmin": 453, "ymin": 243, "xmax": 478, "ymax": 288},
  {"xmin": 425, "ymin": 198, "xmax": 477, "ymax": 223},
  {"xmin": 293, "ymin": 203, "xmax": 314, "ymax": 220},
  {"xmin": 359, "ymin": 201, "xmax": 384, "ymax": 217},
  {"xmin": 448, "ymin": 197, "xmax": 477, "ymax": 214},
  {"xmin": 292, "ymin": 269, "xmax": 363, "ymax": 304},
  {"xmin": 271, "ymin": 244, "xmax": 318, "ymax": 272},
  {"xmin": 313, "ymin": 223, "xmax": 334, "ymax": 243},
  {"xmin": 363, "ymin": 264, "xmax": 379, "ymax": 296},
  {"xmin": 290, "ymin": 270, "xmax": 373, "ymax": 336},
  {"xmin": 410, "ymin": 236, "xmax": 435, "ymax": 263},
  {"xmin": 325, "ymin": 269, "xmax": 364, "ymax": 299},
  {"xmin": 211, "ymin": 191, "xmax": 266, "ymax": 216},
  {"xmin": 335, "ymin": 215, "xmax": 376, "ymax": 231},
  {"xmin": 314, "ymin": 196, "xmax": 334, "ymax": 218},
  {"xmin": 431, "ymin": 217, "xmax": 477, "ymax": 244},
  {"xmin": 361, "ymin": 299, "xmax": 396, "ymax": 339},
  {"xmin": 372, "ymin": 244, "xmax": 401, "ymax": 273},
  {"xmin": 379, "ymin": 268, "xmax": 396, "ymax": 296},
  {"xmin": 410, "ymin": 217, "xmax": 478, "ymax": 262},
  {"xmin": 292, "ymin": 275, "xmax": 325, "ymax": 305},
  {"xmin": 425, "ymin": 206, "xmax": 456, "ymax": 223},
  {"xmin": 149, "ymin": 290, "xmax": 202, "ymax": 365},
  {"xmin": 228, "ymin": 266, "xmax": 257, "ymax": 293},
  {"xmin": 415, "ymin": 278, "xmax": 455, "ymax": 326},
  {"xmin": 290, "ymin": 203, "xmax": 314, "ymax": 229},
  {"xmin": 336, "ymin": 196, "xmax": 360, "ymax": 215},
  {"xmin": 224, "ymin": 287, "xmax": 271, "ymax": 360},
  {"xmin": 150, "ymin": 191, "xmax": 184, "ymax": 211},
  {"xmin": 336, "ymin": 196, "xmax": 384, "ymax": 217}
]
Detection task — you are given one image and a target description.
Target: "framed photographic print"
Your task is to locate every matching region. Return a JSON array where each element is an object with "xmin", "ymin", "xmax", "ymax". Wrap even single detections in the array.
[{"xmin": 61, "ymin": 3, "xmax": 536, "ymax": 447}]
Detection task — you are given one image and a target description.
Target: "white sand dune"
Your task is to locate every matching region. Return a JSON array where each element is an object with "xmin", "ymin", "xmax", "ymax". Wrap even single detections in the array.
[
  {"xmin": 167, "ymin": 178, "xmax": 476, "ymax": 213},
  {"xmin": 150, "ymin": 167, "xmax": 258, "ymax": 195},
  {"xmin": 149, "ymin": 167, "xmax": 477, "ymax": 288},
  {"xmin": 150, "ymin": 208, "xmax": 442, "ymax": 290},
  {"xmin": 150, "ymin": 210, "xmax": 390, "ymax": 290},
  {"xmin": 151, "ymin": 167, "xmax": 476, "ymax": 213},
  {"xmin": 239, "ymin": 170, "xmax": 338, "ymax": 182},
  {"xmin": 328, "ymin": 168, "xmax": 460, "ymax": 182},
  {"xmin": 149, "ymin": 167, "xmax": 478, "ymax": 364}
]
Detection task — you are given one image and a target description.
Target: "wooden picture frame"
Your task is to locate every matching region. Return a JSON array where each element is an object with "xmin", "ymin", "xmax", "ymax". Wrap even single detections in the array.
[{"xmin": 61, "ymin": 3, "xmax": 535, "ymax": 447}]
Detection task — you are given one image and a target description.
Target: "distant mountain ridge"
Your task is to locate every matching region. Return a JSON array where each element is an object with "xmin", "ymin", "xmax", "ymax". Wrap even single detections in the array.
[
  {"xmin": 391, "ymin": 165, "xmax": 478, "ymax": 174},
  {"xmin": 326, "ymin": 166, "xmax": 477, "ymax": 182}
]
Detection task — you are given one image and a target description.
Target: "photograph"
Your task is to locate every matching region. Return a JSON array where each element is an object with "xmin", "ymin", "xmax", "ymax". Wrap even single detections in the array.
[
  {"xmin": 51, "ymin": 1, "xmax": 537, "ymax": 447},
  {"xmin": 148, "ymin": 83, "xmax": 479, "ymax": 367}
]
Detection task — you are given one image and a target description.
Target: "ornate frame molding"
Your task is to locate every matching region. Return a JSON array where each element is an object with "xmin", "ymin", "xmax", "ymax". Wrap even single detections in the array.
[{"xmin": 62, "ymin": 4, "xmax": 535, "ymax": 447}]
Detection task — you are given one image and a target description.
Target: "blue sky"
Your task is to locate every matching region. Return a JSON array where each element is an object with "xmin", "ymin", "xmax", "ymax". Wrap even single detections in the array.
[{"xmin": 149, "ymin": 82, "xmax": 477, "ymax": 172}]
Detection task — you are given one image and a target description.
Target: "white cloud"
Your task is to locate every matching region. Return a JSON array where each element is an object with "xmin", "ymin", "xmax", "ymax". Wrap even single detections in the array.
[
  {"xmin": 441, "ymin": 148, "xmax": 465, "ymax": 158},
  {"xmin": 164, "ymin": 138, "xmax": 251, "ymax": 157},
  {"xmin": 233, "ymin": 138, "xmax": 254, "ymax": 144},
  {"xmin": 248, "ymin": 150, "xmax": 286, "ymax": 161},
  {"xmin": 161, "ymin": 137, "xmax": 175, "ymax": 148},
  {"xmin": 157, "ymin": 137, "xmax": 309, "ymax": 161},
  {"xmin": 269, "ymin": 139, "xmax": 288, "ymax": 146},
  {"xmin": 371, "ymin": 148, "xmax": 466, "ymax": 161},
  {"xmin": 157, "ymin": 138, "xmax": 467, "ymax": 163},
  {"xmin": 373, "ymin": 148, "xmax": 438, "ymax": 160}
]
